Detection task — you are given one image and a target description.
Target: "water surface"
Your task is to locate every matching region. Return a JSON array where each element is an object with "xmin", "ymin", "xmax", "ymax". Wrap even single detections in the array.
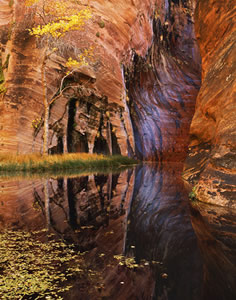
[{"xmin": 0, "ymin": 163, "xmax": 235, "ymax": 299}]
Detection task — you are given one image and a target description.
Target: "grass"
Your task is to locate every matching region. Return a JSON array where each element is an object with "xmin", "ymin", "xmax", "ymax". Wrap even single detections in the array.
[{"xmin": 0, "ymin": 153, "xmax": 137, "ymax": 176}]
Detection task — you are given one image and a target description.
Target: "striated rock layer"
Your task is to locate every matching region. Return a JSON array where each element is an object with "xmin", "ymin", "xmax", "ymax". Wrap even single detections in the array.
[
  {"xmin": 0, "ymin": 0, "xmax": 153, "ymax": 155},
  {"xmin": 183, "ymin": 0, "xmax": 236, "ymax": 208},
  {"xmin": 126, "ymin": 0, "xmax": 201, "ymax": 161},
  {"xmin": 0, "ymin": 0, "xmax": 200, "ymax": 160}
]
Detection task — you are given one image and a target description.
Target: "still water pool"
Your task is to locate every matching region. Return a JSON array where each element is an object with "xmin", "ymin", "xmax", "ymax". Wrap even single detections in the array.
[{"xmin": 0, "ymin": 163, "xmax": 235, "ymax": 299}]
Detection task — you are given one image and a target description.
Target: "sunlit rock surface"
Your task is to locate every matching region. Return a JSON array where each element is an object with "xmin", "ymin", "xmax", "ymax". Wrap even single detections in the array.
[
  {"xmin": 0, "ymin": 0, "xmax": 200, "ymax": 160},
  {"xmin": 183, "ymin": 0, "xmax": 236, "ymax": 208},
  {"xmin": 0, "ymin": 0, "xmax": 156, "ymax": 155}
]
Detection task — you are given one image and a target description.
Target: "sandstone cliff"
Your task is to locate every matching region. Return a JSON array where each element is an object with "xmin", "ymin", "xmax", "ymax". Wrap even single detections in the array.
[
  {"xmin": 0, "ymin": 0, "xmax": 200, "ymax": 159},
  {"xmin": 183, "ymin": 0, "xmax": 236, "ymax": 208},
  {"xmin": 0, "ymin": 1, "xmax": 235, "ymax": 208}
]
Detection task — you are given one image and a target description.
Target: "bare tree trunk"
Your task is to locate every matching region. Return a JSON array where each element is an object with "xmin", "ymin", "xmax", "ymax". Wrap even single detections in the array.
[
  {"xmin": 63, "ymin": 106, "xmax": 68, "ymax": 153},
  {"xmin": 43, "ymin": 179, "xmax": 50, "ymax": 229},
  {"xmin": 107, "ymin": 120, "xmax": 112, "ymax": 155},
  {"xmin": 107, "ymin": 173, "xmax": 112, "ymax": 203},
  {"xmin": 41, "ymin": 48, "xmax": 49, "ymax": 155},
  {"xmin": 43, "ymin": 104, "xmax": 49, "ymax": 154}
]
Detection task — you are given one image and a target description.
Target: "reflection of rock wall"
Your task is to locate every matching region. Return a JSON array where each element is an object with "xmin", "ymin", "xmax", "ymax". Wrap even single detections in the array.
[
  {"xmin": 126, "ymin": 163, "xmax": 236, "ymax": 300},
  {"xmin": 183, "ymin": 0, "xmax": 236, "ymax": 208},
  {"xmin": 190, "ymin": 204, "xmax": 236, "ymax": 300},
  {"xmin": 0, "ymin": 178, "xmax": 45, "ymax": 230},
  {"xmin": 126, "ymin": 163, "xmax": 203, "ymax": 300},
  {"xmin": 0, "ymin": 170, "xmax": 154, "ymax": 299},
  {"xmin": 0, "ymin": 169, "xmax": 134, "ymax": 236}
]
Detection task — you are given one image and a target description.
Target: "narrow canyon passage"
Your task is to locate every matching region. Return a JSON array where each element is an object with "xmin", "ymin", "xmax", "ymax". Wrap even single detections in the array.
[
  {"xmin": 126, "ymin": 0, "xmax": 201, "ymax": 161},
  {"xmin": 0, "ymin": 0, "xmax": 235, "ymax": 299}
]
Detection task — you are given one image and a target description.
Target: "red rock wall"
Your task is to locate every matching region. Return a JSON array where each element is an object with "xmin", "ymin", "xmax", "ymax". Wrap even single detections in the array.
[
  {"xmin": 0, "ymin": 0, "xmax": 201, "ymax": 160},
  {"xmin": 183, "ymin": 0, "xmax": 236, "ymax": 208},
  {"xmin": 0, "ymin": 0, "xmax": 157, "ymax": 155}
]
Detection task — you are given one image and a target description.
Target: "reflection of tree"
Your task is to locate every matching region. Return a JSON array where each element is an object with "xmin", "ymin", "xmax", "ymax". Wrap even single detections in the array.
[
  {"xmin": 34, "ymin": 178, "xmax": 70, "ymax": 233},
  {"xmin": 33, "ymin": 171, "xmax": 132, "ymax": 240},
  {"xmin": 43, "ymin": 179, "xmax": 50, "ymax": 228}
]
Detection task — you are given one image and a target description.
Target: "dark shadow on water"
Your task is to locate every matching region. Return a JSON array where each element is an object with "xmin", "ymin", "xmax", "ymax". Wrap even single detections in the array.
[
  {"xmin": 0, "ymin": 163, "xmax": 235, "ymax": 299},
  {"xmin": 125, "ymin": 163, "xmax": 203, "ymax": 300},
  {"xmin": 125, "ymin": 163, "xmax": 236, "ymax": 300}
]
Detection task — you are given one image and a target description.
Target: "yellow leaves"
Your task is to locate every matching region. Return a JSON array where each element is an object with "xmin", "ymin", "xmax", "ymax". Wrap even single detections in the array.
[
  {"xmin": 44, "ymin": 1, "xmax": 80, "ymax": 18},
  {"xmin": 66, "ymin": 47, "xmax": 94, "ymax": 69},
  {"xmin": 80, "ymin": 225, "xmax": 94, "ymax": 229},
  {"xmin": 113, "ymin": 255, "xmax": 139, "ymax": 269},
  {"xmin": 104, "ymin": 230, "xmax": 114, "ymax": 236},
  {"xmin": 25, "ymin": 0, "xmax": 40, "ymax": 6},
  {"xmin": 66, "ymin": 57, "xmax": 85, "ymax": 68},
  {"xmin": 31, "ymin": 117, "xmax": 42, "ymax": 129},
  {"xmin": 113, "ymin": 254, "xmax": 153, "ymax": 269},
  {"xmin": 29, "ymin": 8, "xmax": 92, "ymax": 38},
  {"xmin": 0, "ymin": 229, "xmax": 86, "ymax": 299}
]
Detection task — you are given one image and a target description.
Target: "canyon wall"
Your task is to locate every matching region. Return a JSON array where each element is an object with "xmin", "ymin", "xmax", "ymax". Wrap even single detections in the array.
[
  {"xmin": 183, "ymin": 0, "xmax": 236, "ymax": 208},
  {"xmin": 1, "ymin": 1, "xmax": 235, "ymax": 207},
  {"xmin": 0, "ymin": 0, "xmax": 200, "ymax": 159},
  {"xmin": 126, "ymin": 0, "xmax": 201, "ymax": 161}
]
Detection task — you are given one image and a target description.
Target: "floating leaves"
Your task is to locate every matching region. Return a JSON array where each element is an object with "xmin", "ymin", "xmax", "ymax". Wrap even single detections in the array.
[
  {"xmin": 113, "ymin": 255, "xmax": 139, "ymax": 269},
  {"xmin": 113, "ymin": 254, "xmax": 160, "ymax": 269},
  {"xmin": 0, "ymin": 230, "xmax": 85, "ymax": 299}
]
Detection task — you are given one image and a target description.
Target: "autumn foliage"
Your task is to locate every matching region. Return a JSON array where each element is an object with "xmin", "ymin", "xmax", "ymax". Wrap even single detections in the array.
[{"xmin": 25, "ymin": 0, "xmax": 93, "ymax": 154}]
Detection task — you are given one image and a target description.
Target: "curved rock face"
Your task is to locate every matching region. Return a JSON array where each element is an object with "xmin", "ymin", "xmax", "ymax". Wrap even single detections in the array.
[
  {"xmin": 0, "ymin": 0, "xmax": 200, "ymax": 160},
  {"xmin": 127, "ymin": 0, "xmax": 201, "ymax": 161},
  {"xmin": 0, "ymin": 0, "xmax": 155, "ymax": 155},
  {"xmin": 183, "ymin": 0, "xmax": 236, "ymax": 208}
]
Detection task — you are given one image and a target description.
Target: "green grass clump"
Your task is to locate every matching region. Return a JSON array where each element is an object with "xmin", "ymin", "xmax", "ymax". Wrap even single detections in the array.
[
  {"xmin": 189, "ymin": 185, "xmax": 198, "ymax": 201},
  {"xmin": 0, "ymin": 153, "xmax": 137, "ymax": 177}
]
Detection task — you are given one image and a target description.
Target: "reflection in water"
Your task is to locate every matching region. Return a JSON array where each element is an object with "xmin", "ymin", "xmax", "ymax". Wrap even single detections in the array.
[
  {"xmin": 0, "ymin": 164, "xmax": 235, "ymax": 299},
  {"xmin": 126, "ymin": 164, "xmax": 203, "ymax": 300}
]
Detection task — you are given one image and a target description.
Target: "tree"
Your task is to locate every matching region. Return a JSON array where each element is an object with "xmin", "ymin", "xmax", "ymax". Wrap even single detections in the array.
[{"xmin": 27, "ymin": 0, "xmax": 92, "ymax": 154}]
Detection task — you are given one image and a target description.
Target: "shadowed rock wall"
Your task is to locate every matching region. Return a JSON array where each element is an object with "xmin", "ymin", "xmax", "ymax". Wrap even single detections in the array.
[
  {"xmin": 183, "ymin": 0, "xmax": 236, "ymax": 208},
  {"xmin": 126, "ymin": 0, "xmax": 201, "ymax": 161}
]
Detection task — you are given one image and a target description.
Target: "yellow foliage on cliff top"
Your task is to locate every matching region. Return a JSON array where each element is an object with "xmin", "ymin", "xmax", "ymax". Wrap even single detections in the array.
[{"xmin": 29, "ymin": 9, "xmax": 92, "ymax": 38}]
